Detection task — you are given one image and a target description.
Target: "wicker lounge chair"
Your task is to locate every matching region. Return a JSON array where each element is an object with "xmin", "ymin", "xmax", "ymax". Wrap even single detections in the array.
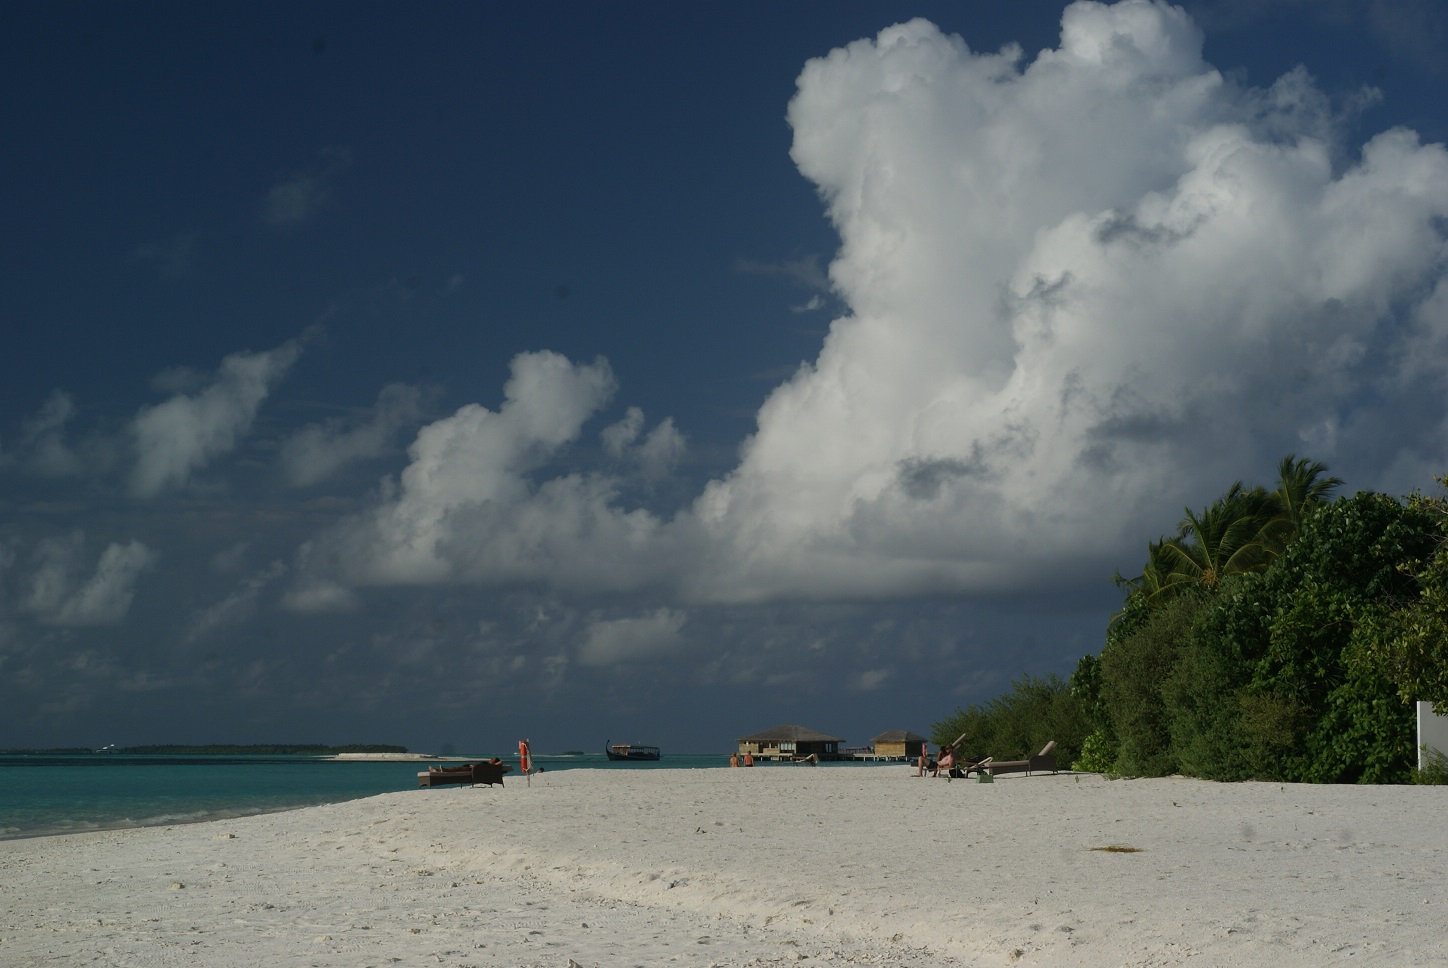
[{"xmin": 417, "ymin": 761, "xmax": 511, "ymax": 788}]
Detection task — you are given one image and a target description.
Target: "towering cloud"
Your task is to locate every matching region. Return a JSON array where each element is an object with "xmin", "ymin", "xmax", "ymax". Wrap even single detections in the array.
[
  {"xmin": 688, "ymin": 0, "xmax": 1448, "ymax": 601},
  {"xmin": 290, "ymin": 1, "xmax": 1448, "ymax": 620}
]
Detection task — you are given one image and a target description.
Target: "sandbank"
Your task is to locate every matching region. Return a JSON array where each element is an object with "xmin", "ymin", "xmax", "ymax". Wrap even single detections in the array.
[{"xmin": 1, "ymin": 768, "xmax": 1443, "ymax": 966}]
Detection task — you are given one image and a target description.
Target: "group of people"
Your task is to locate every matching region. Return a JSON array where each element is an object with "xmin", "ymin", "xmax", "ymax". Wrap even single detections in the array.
[
  {"xmin": 916, "ymin": 743, "xmax": 964, "ymax": 778},
  {"xmin": 726, "ymin": 745, "xmax": 964, "ymax": 774}
]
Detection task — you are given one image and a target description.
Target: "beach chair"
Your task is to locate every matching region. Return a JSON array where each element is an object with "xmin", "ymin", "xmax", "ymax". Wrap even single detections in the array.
[
  {"xmin": 925, "ymin": 733, "xmax": 989, "ymax": 778},
  {"xmin": 960, "ymin": 756, "xmax": 992, "ymax": 777},
  {"xmin": 417, "ymin": 761, "xmax": 512, "ymax": 788},
  {"xmin": 983, "ymin": 741, "xmax": 1057, "ymax": 777}
]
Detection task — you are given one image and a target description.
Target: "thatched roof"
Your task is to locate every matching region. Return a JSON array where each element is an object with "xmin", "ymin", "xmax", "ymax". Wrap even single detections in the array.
[
  {"xmin": 871, "ymin": 730, "xmax": 926, "ymax": 744},
  {"xmin": 737, "ymin": 723, "xmax": 843, "ymax": 743}
]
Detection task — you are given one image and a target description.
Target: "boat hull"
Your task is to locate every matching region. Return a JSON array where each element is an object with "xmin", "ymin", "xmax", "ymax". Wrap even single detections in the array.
[{"xmin": 604, "ymin": 740, "xmax": 660, "ymax": 761}]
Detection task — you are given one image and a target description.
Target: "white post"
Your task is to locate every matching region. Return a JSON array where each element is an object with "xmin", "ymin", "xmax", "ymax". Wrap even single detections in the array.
[{"xmin": 1417, "ymin": 702, "xmax": 1448, "ymax": 771}]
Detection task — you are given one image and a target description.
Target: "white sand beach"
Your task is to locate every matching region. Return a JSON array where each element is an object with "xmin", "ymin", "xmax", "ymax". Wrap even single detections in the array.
[{"xmin": 2, "ymin": 768, "xmax": 1444, "ymax": 967}]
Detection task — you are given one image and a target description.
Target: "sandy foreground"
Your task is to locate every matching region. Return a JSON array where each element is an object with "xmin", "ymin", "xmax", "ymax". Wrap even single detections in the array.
[{"xmin": 2, "ymin": 769, "xmax": 1444, "ymax": 968}]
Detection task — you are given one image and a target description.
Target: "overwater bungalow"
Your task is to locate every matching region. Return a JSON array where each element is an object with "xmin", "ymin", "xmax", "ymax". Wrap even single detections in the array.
[
  {"xmin": 736, "ymin": 723, "xmax": 844, "ymax": 762},
  {"xmin": 865, "ymin": 730, "xmax": 927, "ymax": 761}
]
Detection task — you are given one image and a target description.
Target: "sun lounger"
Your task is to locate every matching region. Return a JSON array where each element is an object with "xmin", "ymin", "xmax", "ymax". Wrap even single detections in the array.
[
  {"xmin": 961, "ymin": 756, "xmax": 992, "ymax": 777},
  {"xmin": 983, "ymin": 741, "xmax": 1057, "ymax": 777},
  {"xmin": 927, "ymin": 756, "xmax": 990, "ymax": 778},
  {"xmin": 417, "ymin": 761, "xmax": 511, "ymax": 788}
]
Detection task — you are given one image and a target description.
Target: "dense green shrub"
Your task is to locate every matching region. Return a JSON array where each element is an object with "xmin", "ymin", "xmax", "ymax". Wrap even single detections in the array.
[
  {"xmin": 963, "ymin": 471, "xmax": 1448, "ymax": 786},
  {"xmin": 1100, "ymin": 593, "xmax": 1209, "ymax": 775},
  {"xmin": 1181, "ymin": 494, "xmax": 1433, "ymax": 782},
  {"xmin": 1161, "ymin": 608, "xmax": 1257, "ymax": 780},
  {"xmin": 930, "ymin": 673, "xmax": 1089, "ymax": 767},
  {"xmin": 1360, "ymin": 485, "xmax": 1448, "ymax": 713},
  {"xmin": 1069, "ymin": 653, "xmax": 1117, "ymax": 772}
]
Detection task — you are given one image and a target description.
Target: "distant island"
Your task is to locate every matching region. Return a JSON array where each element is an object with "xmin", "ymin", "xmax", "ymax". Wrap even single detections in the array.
[{"xmin": 1, "ymin": 744, "xmax": 410, "ymax": 756}]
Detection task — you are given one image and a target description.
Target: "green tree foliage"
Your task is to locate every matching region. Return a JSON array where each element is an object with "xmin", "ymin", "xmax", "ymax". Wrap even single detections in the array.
[
  {"xmin": 1159, "ymin": 482, "xmax": 1278, "ymax": 594},
  {"xmin": 1174, "ymin": 493, "xmax": 1433, "ymax": 782},
  {"xmin": 974, "ymin": 458, "xmax": 1448, "ymax": 785},
  {"xmin": 1261, "ymin": 455, "xmax": 1345, "ymax": 555},
  {"xmin": 1069, "ymin": 653, "xmax": 1117, "ymax": 772},
  {"xmin": 1359, "ymin": 484, "xmax": 1448, "ymax": 713},
  {"xmin": 1113, "ymin": 455, "xmax": 1342, "ymax": 614},
  {"xmin": 930, "ymin": 673, "xmax": 1089, "ymax": 767},
  {"xmin": 1160, "ymin": 598, "xmax": 1261, "ymax": 781},
  {"xmin": 1101, "ymin": 592, "xmax": 1210, "ymax": 775},
  {"xmin": 1078, "ymin": 460, "xmax": 1446, "ymax": 784}
]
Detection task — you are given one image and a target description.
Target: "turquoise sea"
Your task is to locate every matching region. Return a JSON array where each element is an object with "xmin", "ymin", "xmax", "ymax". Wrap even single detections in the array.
[{"xmin": 0, "ymin": 752, "xmax": 745, "ymax": 841}]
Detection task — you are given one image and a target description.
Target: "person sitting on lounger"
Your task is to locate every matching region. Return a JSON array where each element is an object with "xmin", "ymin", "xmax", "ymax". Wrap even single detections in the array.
[{"xmin": 935, "ymin": 745, "xmax": 957, "ymax": 778}]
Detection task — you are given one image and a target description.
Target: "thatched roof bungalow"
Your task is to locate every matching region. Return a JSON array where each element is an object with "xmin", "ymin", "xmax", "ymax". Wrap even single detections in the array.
[
  {"xmin": 737, "ymin": 723, "xmax": 844, "ymax": 762},
  {"xmin": 871, "ymin": 730, "xmax": 927, "ymax": 760}
]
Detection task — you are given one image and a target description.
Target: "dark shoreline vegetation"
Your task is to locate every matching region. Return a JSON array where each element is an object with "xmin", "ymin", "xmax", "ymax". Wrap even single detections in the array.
[
  {"xmin": 0, "ymin": 745, "xmax": 409, "ymax": 756},
  {"xmin": 932, "ymin": 456, "xmax": 1448, "ymax": 784}
]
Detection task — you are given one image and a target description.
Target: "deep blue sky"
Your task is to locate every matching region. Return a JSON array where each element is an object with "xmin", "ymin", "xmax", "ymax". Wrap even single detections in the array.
[{"xmin": 4, "ymin": 1, "xmax": 1447, "ymax": 754}]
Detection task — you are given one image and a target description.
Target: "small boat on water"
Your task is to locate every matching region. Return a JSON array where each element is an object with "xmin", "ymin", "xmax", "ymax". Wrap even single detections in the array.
[{"xmin": 604, "ymin": 739, "xmax": 660, "ymax": 761}]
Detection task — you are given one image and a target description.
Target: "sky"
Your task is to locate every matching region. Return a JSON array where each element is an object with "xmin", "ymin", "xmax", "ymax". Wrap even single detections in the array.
[{"xmin": 4, "ymin": 0, "xmax": 1448, "ymax": 755}]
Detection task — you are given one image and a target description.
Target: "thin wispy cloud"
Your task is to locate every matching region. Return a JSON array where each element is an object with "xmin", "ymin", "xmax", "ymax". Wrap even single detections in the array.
[
  {"xmin": 23, "ymin": 534, "xmax": 157, "ymax": 627},
  {"xmin": 131, "ymin": 232, "xmax": 199, "ymax": 280},
  {"xmin": 262, "ymin": 147, "xmax": 352, "ymax": 228},
  {"xmin": 279, "ymin": 383, "xmax": 428, "ymax": 487},
  {"xmin": 183, "ymin": 560, "xmax": 287, "ymax": 643}
]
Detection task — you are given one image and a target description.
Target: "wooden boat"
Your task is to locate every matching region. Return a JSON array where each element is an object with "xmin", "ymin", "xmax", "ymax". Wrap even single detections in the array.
[{"xmin": 604, "ymin": 739, "xmax": 660, "ymax": 761}]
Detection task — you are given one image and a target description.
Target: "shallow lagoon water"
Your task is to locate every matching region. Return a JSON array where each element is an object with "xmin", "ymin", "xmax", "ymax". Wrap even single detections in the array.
[{"xmin": 0, "ymin": 751, "xmax": 750, "ymax": 839}]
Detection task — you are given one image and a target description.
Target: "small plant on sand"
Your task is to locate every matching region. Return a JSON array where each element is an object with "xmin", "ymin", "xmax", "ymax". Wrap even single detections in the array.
[
  {"xmin": 1413, "ymin": 747, "xmax": 1448, "ymax": 785},
  {"xmin": 1072, "ymin": 727, "xmax": 1116, "ymax": 774},
  {"xmin": 1088, "ymin": 844, "xmax": 1143, "ymax": 853}
]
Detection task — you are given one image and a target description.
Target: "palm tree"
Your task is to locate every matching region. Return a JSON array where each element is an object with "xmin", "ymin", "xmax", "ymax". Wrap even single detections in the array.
[
  {"xmin": 1114, "ymin": 538, "xmax": 1186, "ymax": 608},
  {"xmin": 1159, "ymin": 482, "xmax": 1278, "ymax": 592},
  {"xmin": 1261, "ymin": 454, "xmax": 1343, "ymax": 554},
  {"xmin": 1113, "ymin": 456, "xmax": 1341, "ymax": 615}
]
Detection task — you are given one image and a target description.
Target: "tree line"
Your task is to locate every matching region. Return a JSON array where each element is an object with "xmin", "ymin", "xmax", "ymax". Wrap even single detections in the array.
[{"xmin": 932, "ymin": 456, "xmax": 1448, "ymax": 783}]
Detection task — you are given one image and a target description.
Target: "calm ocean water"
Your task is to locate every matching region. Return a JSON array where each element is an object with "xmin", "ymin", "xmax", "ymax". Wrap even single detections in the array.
[{"xmin": 0, "ymin": 752, "xmax": 747, "ymax": 840}]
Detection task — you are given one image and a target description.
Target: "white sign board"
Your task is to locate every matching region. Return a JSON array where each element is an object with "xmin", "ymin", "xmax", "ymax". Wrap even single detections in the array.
[{"xmin": 1417, "ymin": 701, "xmax": 1448, "ymax": 771}]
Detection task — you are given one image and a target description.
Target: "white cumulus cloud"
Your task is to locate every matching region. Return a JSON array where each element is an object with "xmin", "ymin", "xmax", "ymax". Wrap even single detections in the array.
[
  {"xmin": 289, "ymin": 351, "xmax": 682, "ymax": 601},
  {"xmin": 287, "ymin": 1, "xmax": 1448, "ymax": 612},
  {"xmin": 684, "ymin": 0, "xmax": 1448, "ymax": 601},
  {"xmin": 129, "ymin": 337, "xmax": 304, "ymax": 497},
  {"xmin": 601, "ymin": 406, "xmax": 687, "ymax": 481}
]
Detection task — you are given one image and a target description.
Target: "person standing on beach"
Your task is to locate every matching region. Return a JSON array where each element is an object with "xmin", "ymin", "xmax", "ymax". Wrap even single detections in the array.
[
  {"xmin": 743, "ymin": 751, "xmax": 754, "ymax": 767},
  {"xmin": 730, "ymin": 753, "xmax": 740, "ymax": 767}
]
